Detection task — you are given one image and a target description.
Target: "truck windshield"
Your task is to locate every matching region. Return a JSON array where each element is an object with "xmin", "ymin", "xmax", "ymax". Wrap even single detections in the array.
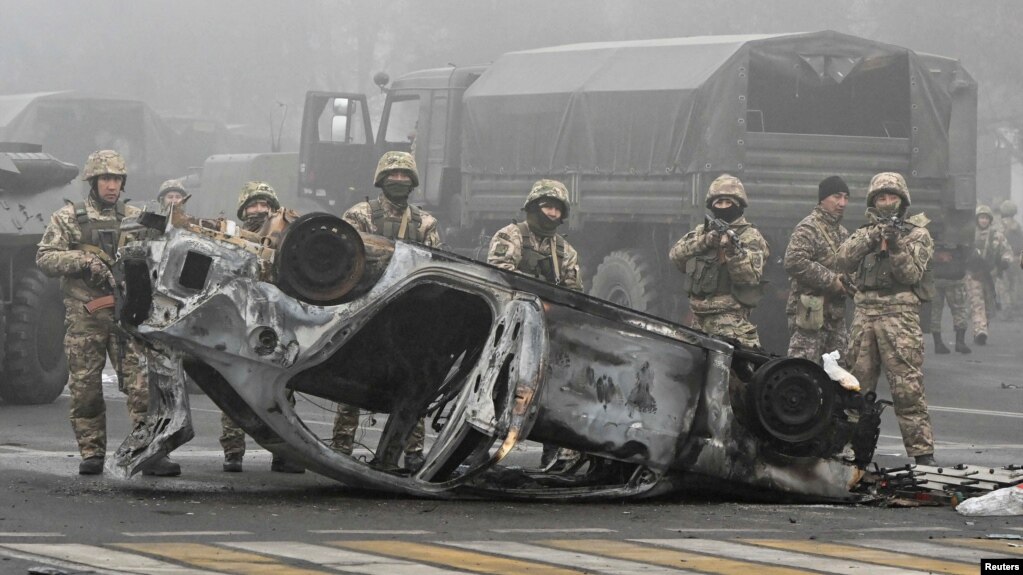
[{"xmin": 383, "ymin": 96, "xmax": 420, "ymax": 146}]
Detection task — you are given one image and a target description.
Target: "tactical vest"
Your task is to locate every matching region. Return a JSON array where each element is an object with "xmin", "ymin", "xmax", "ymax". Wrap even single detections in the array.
[
  {"xmin": 684, "ymin": 225, "xmax": 764, "ymax": 306},
  {"xmin": 855, "ymin": 225, "xmax": 933, "ymax": 302},
  {"xmin": 71, "ymin": 200, "xmax": 127, "ymax": 260},
  {"xmin": 516, "ymin": 222, "xmax": 566, "ymax": 285},
  {"xmin": 370, "ymin": 199, "xmax": 424, "ymax": 242}
]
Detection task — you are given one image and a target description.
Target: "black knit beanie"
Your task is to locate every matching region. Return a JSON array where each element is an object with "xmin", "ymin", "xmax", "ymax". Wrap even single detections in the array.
[{"xmin": 818, "ymin": 175, "xmax": 849, "ymax": 202}]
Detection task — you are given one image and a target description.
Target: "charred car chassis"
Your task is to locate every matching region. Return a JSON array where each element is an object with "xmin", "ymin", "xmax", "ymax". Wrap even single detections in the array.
[{"xmin": 112, "ymin": 209, "xmax": 884, "ymax": 501}]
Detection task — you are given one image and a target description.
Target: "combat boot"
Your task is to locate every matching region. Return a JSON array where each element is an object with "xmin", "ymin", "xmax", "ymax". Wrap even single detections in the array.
[
  {"xmin": 974, "ymin": 332, "xmax": 988, "ymax": 346},
  {"xmin": 222, "ymin": 453, "xmax": 243, "ymax": 473},
  {"xmin": 142, "ymin": 456, "xmax": 182, "ymax": 477},
  {"xmin": 932, "ymin": 332, "xmax": 950, "ymax": 354},
  {"xmin": 271, "ymin": 455, "xmax": 305, "ymax": 474},
  {"xmin": 914, "ymin": 453, "xmax": 938, "ymax": 466},
  {"xmin": 78, "ymin": 456, "xmax": 104, "ymax": 475},
  {"xmin": 954, "ymin": 329, "xmax": 972, "ymax": 354}
]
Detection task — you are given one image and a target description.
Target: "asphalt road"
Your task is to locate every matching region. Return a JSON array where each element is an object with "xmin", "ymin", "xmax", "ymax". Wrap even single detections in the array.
[{"xmin": 0, "ymin": 316, "xmax": 1020, "ymax": 574}]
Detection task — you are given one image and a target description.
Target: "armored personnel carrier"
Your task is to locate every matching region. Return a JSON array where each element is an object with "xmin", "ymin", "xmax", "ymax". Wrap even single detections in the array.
[{"xmin": 0, "ymin": 143, "xmax": 74, "ymax": 403}]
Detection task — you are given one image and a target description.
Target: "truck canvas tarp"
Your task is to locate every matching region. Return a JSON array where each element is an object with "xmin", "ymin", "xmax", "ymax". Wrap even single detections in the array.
[{"xmin": 462, "ymin": 31, "xmax": 962, "ymax": 184}]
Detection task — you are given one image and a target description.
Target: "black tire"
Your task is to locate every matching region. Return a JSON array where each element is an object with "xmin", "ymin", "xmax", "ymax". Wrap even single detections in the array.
[
  {"xmin": 590, "ymin": 250, "xmax": 664, "ymax": 315},
  {"xmin": 1, "ymin": 268, "xmax": 68, "ymax": 404}
]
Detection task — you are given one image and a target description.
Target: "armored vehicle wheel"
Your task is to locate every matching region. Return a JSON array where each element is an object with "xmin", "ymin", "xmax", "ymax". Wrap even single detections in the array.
[
  {"xmin": 1, "ymin": 268, "xmax": 68, "ymax": 404},
  {"xmin": 590, "ymin": 250, "xmax": 664, "ymax": 315}
]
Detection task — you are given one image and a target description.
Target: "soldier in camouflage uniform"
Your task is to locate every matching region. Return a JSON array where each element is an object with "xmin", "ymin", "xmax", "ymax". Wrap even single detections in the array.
[
  {"xmin": 928, "ymin": 223, "xmax": 972, "ymax": 355},
  {"xmin": 965, "ymin": 205, "xmax": 1013, "ymax": 345},
  {"xmin": 157, "ymin": 179, "xmax": 186, "ymax": 207},
  {"xmin": 489, "ymin": 178, "xmax": 582, "ymax": 468},
  {"xmin": 36, "ymin": 150, "xmax": 180, "ymax": 476},
  {"xmin": 224, "ymin": 182, "xmax": 305, "ymax": 473},
  {"xmin": 487, "ymin": 179, "xmax": 582, "ymax": 291},
  {"xmin": 995, "ymin": 200, "xmax": 1023, "ymax": 319},
  {"xmin": 835, "ymin": 172, "xmax": 937, "ymax": 466},
  {"xmin": 670, "ymin": 174, "xmax": 769, "ymax": 348},
  {"xmin": 331, "ymin": 152, "xmax": 439, "ymax": 471},
  {"xmin": 783, "ymin": 176, "xmax": 852, "ymax": 363}
]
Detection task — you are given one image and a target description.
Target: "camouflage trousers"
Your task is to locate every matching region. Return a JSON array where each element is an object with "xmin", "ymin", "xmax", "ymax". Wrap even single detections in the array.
[
  {"xmin": 786, "ymin": 316, "xmax": 847, "ymax": 365},
  {"xmin": 965, "ymin": 272, "xmax": 995, "ymax": 337},
  {"xmin": 691, "ymin": 308, "xmax": 760, "ymax": 348},
  {"xmin": 929, "ymin": 278, "xmax": 969, "ymax": 332},
  {"xmin": 331, "ymin": 403, "xmax": 425, "ymax": 455},
  {"xmin": 995, "ymin": 265, "xmax": 1022, "ymax": 317},
  {"xmin": 64, "ymin": 303, "xmax": 148, "ymax": 459},
  {"xmin": 845, "ymin": 307, "xmax": 934, "ymax": 457},
  {"xmin": 219, "ymin": 391, "xmax": 298, "ymax": 457},
  {"xmin": 220, "ymin": 414, "xmax": 245, "ymax": 457}
]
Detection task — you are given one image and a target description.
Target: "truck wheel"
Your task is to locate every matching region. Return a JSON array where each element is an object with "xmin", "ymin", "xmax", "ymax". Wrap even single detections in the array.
[
  {"xmin": 1, "ymin": 268, "xmax": 68, "ymax": 404},
  {"xmin": 590, "ymin": 250, "xmax": 664, "ymax": 315}
]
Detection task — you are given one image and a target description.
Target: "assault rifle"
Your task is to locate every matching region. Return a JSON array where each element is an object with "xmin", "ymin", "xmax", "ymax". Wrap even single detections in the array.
[
  {"xmin": 866, "ymin": 208, "xmax": 908, "ymax": 252},
  {"xmin": 704, "ymin": 215, "xmax": 746, "ymax": 255}
]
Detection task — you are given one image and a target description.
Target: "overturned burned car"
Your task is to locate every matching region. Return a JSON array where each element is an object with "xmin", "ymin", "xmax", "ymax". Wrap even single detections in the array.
[{"xmin": 112, "ymin": 207, "xmax": 885, "ymax": 501}]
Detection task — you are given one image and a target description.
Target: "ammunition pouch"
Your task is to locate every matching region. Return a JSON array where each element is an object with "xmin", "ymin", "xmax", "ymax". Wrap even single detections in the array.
[
  {"xmin": 856, "ymin": 252, "xmax": 894, "ymax": 291},
  {"xmin": 685, "ymin": 255, "xmax": 729, "ymax": 298},
  {"xmin": 794, "ymin": 294, "xmax": 825, "ymax": 331}
]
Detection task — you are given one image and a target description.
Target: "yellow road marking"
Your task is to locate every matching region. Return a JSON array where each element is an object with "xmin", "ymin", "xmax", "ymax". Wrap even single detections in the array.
[
  {"xmin": 336, "ymin": 540, "xmax": 588, "ymax": 575},
  {"xmin": 744, "ymin": 539, "xmax": 975, "ymax": 575},
  {"xmin": 941, "ymin": 538, "xmax": 1023, "ymax": 556},
  {"xmin": 115, "ymin": 542, "xmax": 332, "ymax": 574},
  {"xmin": 541, "ymin": 539, "xmax": 815, "ymax": 575}
]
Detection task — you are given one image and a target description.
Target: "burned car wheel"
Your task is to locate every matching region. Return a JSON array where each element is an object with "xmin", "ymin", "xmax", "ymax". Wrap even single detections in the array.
[
  {"xmin": 746, "ymin": 357, "xmax": 836, "ymax": 455},
  {"xmin": 1, "ymin": 268, "xmax": 68, "ymax": 404},
  {"xmin": 276, "ymin": 213, "xmax": 366, "ymax": 305}
]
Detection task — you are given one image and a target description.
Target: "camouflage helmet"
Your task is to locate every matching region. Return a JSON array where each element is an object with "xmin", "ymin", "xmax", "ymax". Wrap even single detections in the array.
[
  {"xmin": 522, "ymin": 179, "xmax": 570, "ymax": 218},
  {"xmin": 976, "ymin": 204, "xmax": 995, "ymax": 219},
  {"xmin": 157, "ymin": 179, "xmax": 187, "ymax": 202},
  {"xmin": 373, "ymin": 151, "xmax": 420, "ymax": 188},
  {"xmin": 81, "ymin": 149, "xmax": 127, "ymax": 181},
  {"xmin": 866, "ymin": 172, "xmax": 911, "ymax": 208},
  {"xmin": 999, "ymin": 200, "xmax": 1018, "ymax": 217},
  {"xmin": 705, "ymin": 174, "xmax": 748, "ymax": 208},
  {"xmin": 236, "ymin": 181, "xmax": 280, "ymax": 219}
]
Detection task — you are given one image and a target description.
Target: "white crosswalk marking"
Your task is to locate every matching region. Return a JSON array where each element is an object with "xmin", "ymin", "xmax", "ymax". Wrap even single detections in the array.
[
  {"xmin": 448, "ymin": 540, "xmax": 697, "ymax": 574},
  {"xmin": 635, "ymin": 539, "xmax": 937, "ymax": 575},
  {"xmin": 225, "ymin": 541, "xmax": 467, "ymax": 575},
  {"xmin": 0, "ymin": 542, "xmax": 217, "ymax": 574},
  {"xmin": 854, "ymin": 539, "xmax": 990, "ymax": 563}
]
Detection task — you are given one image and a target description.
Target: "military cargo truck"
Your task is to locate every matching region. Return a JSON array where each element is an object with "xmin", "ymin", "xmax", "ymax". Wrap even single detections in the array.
[
  {"xmin": 298, "ymin": 31, "xmax": 977, "ymax": 352},
  {"xmin": 0, "ymin": 143, "xmax": 74, "ymax": 403}
]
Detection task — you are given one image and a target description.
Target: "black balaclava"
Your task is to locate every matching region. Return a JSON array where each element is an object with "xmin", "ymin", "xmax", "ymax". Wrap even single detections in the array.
[
  {"xmin": 525, "ymin": 203, "xmax": 562, "ymax": 237},
  {"xmin": 710, "ymin": 202, "xmax": 743, "ymax": 223},
  {"xmin": 381, "ymin": 175, "xmax": 414, "ymax": 208},
  {"xmin": 243, "ymin": 209, "xmax": 269, "ymax": 232}
]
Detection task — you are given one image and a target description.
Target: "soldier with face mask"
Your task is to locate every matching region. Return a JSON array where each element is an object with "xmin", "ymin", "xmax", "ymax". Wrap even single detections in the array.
[
  {"xmin": 965, "ymin": 204, "xmax": 1013, "ymax": 344},
  {"xmin": 487, "ymin": 179, "xmax": 582, "ymax": 291},
  {"xmin": 226, "ymin": 182, "xmax": 305, "ymax": 474},
  {"xmin": 36, "ymin": 150, "xmax": 180, "ymax": 476},
  {"xmin": 331, "ymin": 152, "xmax": 440, "ymax": 472},
  {"xmin": 835, "ymin": 172, "xmax": 937, "ymax": 466},
  {"xmin": 670, "ymin": 174, "xmax": 769, "ymax": 348},
  {"xmin": 489, "ymin": 178, "xmax": 582, "ymax": 468}
]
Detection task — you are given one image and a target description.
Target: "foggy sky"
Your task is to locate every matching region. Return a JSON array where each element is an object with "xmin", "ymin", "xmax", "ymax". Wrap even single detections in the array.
[{"xmin": 1, "ymin": 0, "xmax": 1021, "ymax": 155}]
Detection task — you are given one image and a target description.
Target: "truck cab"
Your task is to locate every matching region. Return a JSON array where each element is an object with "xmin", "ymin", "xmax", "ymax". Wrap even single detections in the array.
[{"xmin": 297, "ymin": 66, "xmax": 485, "ymax": 224}]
